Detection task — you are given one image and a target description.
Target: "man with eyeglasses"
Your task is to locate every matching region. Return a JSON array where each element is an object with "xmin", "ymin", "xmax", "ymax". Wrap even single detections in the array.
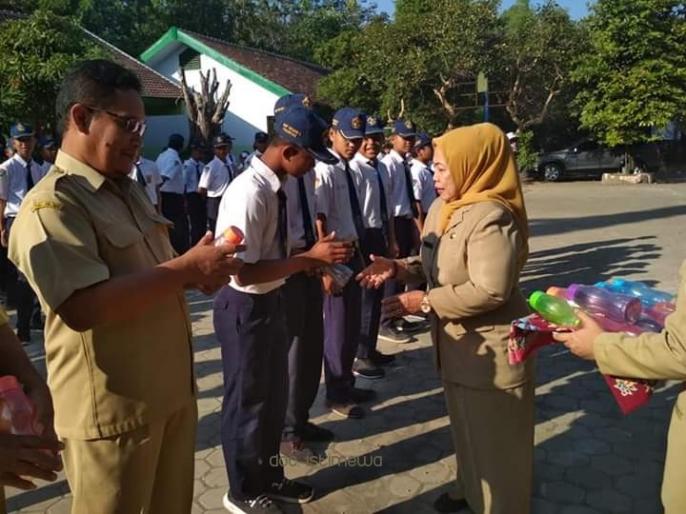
[
  {"xmin": 0, "ymin": 123, "xmax": 43, "ymax": 344},
  {"xmin": 8, "ymin": 59, "xmax": 244, "ymax": 514}
]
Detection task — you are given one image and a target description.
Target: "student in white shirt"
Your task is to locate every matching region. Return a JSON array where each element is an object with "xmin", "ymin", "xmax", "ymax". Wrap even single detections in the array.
[
  {"xmin": 214, "ymin": 106, "xmax": 352, "ymax": 514},
  {"xmin": 129, "ymin": 148, "xmax": 163, "ymax": 211},
  {"xmin": 410, "ymin": 132, "xmax": 437, "ymax": 217},
  {"xmin": 156, "ymin": 133, "xmax": 188, "ymax": 253},
  {"xmin": 198, "ymin": 133, "xmax": 234, "ymax": 233},
  {"xmin": 183, "ymin": 140, "xmax": 207, "ymax": 245}
]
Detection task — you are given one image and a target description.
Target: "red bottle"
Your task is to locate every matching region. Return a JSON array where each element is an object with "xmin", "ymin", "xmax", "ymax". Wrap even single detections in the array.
[{"xmin": 0, "ymin": 376, "xmax": 38, "ymax": 435}]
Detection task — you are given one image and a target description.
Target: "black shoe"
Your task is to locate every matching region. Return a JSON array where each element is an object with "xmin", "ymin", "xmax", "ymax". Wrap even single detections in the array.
[
  {"xmin": 433, "ymin": 492, "xmax": 469, "ymax": 513},
  {"xmin": 17, "ymin": 330, "xmax": 30, "ymax": 345},
  {"xmin": 353, "ymin": 358, "xmax": 385, "ymax": 380},
  {"xmin": 369, "ymin": 350, "xmax": 396, "ymax": 366},
  {"xmin": 327, "ymin": 401, "xmax": 365, "ymax": 419},
  {"xmin": 267, "ymin": 478, "xmax": 314, "ymax": 504},
  {"xmin": 350, "ymin": 387, "xmax": 376, "ymax": 403},
  {"xmin": 223, "ymin": 493, "xmax": 283, "ymax": 513},
  {"xmin": 378, "ymin": 326, "xmax": 412, "ymax": 343},
  {"xmin": 280, "ymin": 438, "xmax": 320, "ymax": 464},
  {"xmin": 398, "ymin": 319, "xmax": 429, "ymax": 334},
  {"xmin": 299, "ymin": 422, "xmax": 334, "ymax": 442}
]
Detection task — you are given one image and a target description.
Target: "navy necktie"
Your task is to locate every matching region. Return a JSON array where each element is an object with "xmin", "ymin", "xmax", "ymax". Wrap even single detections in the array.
[
  {"xmin": 403, "ymin": 160, "xmax": 419, "ymax": 218},
  {"xmin": 135, "ymin": 163, "xmax": 146, "ymax": 187},
  {"xmin": 297, "ymin": 176, "xmax": 316, "ymax": 249},
  {"xmin": 344, "ymin": 162, "xmax": 365, "ymax": 240},
  {"xmin": 369, "ymin": 159, "xmax": 389, "ymax": 233},
  {"xmin": 277, "ymin": 189, "xmax": 288, "ymax": 258},
  {"xmin": 26, "ymin": 162, "xmax": 34, "ymax": 191}
]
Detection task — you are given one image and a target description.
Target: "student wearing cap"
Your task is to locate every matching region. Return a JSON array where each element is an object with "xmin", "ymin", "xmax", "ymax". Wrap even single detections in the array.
[
  {"xmin": 379, "ymin": 119, "xmax": 424, "ymax": 342},
  {"xmin": 38, "ymin": 136, "xmax": 58, "ymax": 177},
  {"xmin": 315, "ymin": 107, "xmax": 376, "ymax": 419},
  {"xmin": 129, "ymin": 147, "xmax": 163, "ymax": 212},
  {"xmin": 276, "ymin": 94, "xmax": 334, "ymax": 462},
  {"xmin": 199, "ymin": 133, "xmax": 234, "ymax": 233},
  {"xmin": 184, "ymin": 140, "xmax": 208, "ymax": 245},
  {"xmin": 410, "ymin": 132, "xmax": 437, "ymax": 218},
  {"xmin": 214, "ymin": 106, "xmax": 352, "ymax": 514},
  {"xmin": 156, "ymin": 133, "xmax": 189, "ymax": 254},
  {"xmin": 242, "ymin": 131, "xmax": 269, "ymax": 172},
  {"xmin": 273, "ymin": 94, "xmax": 312, "ymax": 117},
  {"xmin": 348, "ymin": 115, "xmax": 397, "ymax": 380},
  {"xmin": 0, "ymin": 123, "xmax": 43, "ymax": 343}
]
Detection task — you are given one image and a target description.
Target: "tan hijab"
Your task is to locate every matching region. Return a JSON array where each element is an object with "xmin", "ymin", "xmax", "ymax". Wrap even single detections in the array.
[{"xmin": 434, "ymin": 123, "xmax": 529, "ymax": 252}]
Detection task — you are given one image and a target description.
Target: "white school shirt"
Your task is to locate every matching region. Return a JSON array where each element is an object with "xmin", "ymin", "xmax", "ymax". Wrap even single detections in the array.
[
  {"xmin": 199, "ymin": 156, "xmax": 232, "ymax": 198},
  {"xmin": 0, "ymin": 154, "xmax": 44, "ymax": 217},
  {"xmin": 282, "ymin": 170, "xmax": 316, "ymax": 251},
  {"xmin": 410, "ymin": 158, "xmax": 437, "ymax": 214},
  {"xmin": 349, "ymin": 152, "xmax": 393, "ymax": 230},
  {"xmin": 314, "ymin": 149, "xmax": 359, "ymax": 242},
  {"xmin": 183, "ymin": 157, "xmax": 204, "ymax": 194},
  {"xmin": 129, "ymin": 158, "xmax": 163, "ymax": 206},
  {"xmin": 381, "ymin": 149, "xmax": 413, "ymax": 219},
  {"xmin": 156, "ymin": 148, "xmax": 185, "ymax": 194},
  {"xmin": 216, "ymin": 157, "xmax": 288, "ymax": 295}
]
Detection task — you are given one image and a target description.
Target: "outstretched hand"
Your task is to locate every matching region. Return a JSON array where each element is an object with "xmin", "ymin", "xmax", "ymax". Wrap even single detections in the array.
[{"xmin": 356, "ymin": 255, "xmax": 396, "ymax": 289}]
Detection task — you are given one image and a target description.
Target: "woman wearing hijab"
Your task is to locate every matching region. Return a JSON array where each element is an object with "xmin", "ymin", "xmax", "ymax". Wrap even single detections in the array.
[{"xmin": 358, "ymin": 123, "xmax": 534, "ymax": 514}]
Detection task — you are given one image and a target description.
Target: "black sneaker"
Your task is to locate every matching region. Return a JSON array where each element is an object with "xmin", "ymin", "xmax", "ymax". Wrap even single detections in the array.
[
  {"xmin": 350, "ymin": 387, "xmax": 376, "ymax": 403},
  {"xmin": 353, "ymin": 358, "xmax": 385, "ymax": 380},
  {"xmin": 378, "ymin": 326, "xmax": 412, "ymax": 343},
  {"xmin": 17, "ymin": 330, "xmax": 31, "ymax": 345},
  {"xmin": 327, "ymin": 401, "xmax": 365, "ymax": 419},
  {"xmin": 398, "ymin": 319, "xmax": 429, "ymax": 334},
  {"xmin": 369, "ymin": 350, "xmax": 396, "ymax": 366},
  {"xmin": 267, "ymin": 478, "xmax": 314, "ymax": 504},
  {"xmin": 223, "ymin": 493, "xmax": 283, "ymax": 514},
  {"xmin": 433, "ymin": 492, "xmax": 469, "ymax": 513},
  {"xmin": 299, "ymin": 422, "xmax": 334, "ymax": 442}
]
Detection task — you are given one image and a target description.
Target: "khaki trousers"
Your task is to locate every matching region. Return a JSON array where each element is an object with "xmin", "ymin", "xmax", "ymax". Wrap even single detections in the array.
[
  {"xmin": 62, "ymin": 400, "xmax": 197, "ymax": 514},
  {"xmin": 443, "ymin": 381, "xmax": 534, "ymax": 514},
  {"xmin": 663, "ymin": 403, "xmax": 686, "ymax": 513}
]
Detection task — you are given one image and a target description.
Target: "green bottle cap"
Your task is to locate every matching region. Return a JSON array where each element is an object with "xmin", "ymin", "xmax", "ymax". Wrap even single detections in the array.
[{"xmin": 528, "ymin": 291, "xmax": 546, "ymax": 309}]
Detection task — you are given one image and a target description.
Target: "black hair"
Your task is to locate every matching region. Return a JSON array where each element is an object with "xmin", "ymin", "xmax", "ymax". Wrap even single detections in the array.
[{"xmin": 56, "ymin": 59, "xmax": 142, "ymax": 134}]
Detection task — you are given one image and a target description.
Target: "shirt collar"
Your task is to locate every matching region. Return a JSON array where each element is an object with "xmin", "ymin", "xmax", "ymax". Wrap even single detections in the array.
[
  {"xmin": 11, "ymin": 154, "xmax": 32, "ymax": 167},
  {"xmin": 390, "ymin": 150, "xmax": 407, "ymax": 162},
  {"xmin": 55, "ymin": 150, "xmax": 106, "ymax": 192},
  {"xmin": 251, "ymin": 156, "xmax": 283, "ymax": 193}
]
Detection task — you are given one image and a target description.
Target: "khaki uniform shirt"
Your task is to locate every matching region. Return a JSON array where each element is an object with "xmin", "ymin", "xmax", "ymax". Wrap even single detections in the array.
[
  {"xmin": 8, "ymin": 151, "xmax": 194, "ymax": 440},
  {"xmin": 407, "ymin": 200, "xmax": 533, "ymax": 390}
]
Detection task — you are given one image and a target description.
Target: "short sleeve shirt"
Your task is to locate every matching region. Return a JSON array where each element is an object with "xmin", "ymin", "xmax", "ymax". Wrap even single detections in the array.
[
  {"xmin": 198, "ymin": 156, "xmax": 232, "ymax": 198},
  {"xmin": 314, "ymin": 151, "xmax": 359, "ymax": 242},
  {"xmin": 410, "ymin": 158, "xmax": 437, "ymax": 214},
  {"xmin": 156, "ymin": 148, "xmax": 185, "ymax": 194},
  {"xmin": 8, "ymin": 151, "xmax": 194, "ymax": 439},
  {"xmin": 0, "ymin": 154, "xmax": 45, "ymax": 217},
  {"xmin": 128, "ymin": 158, "xmax": 163, "ymax": 205},
  {"xmin": 381, "ymin": 150, "xmax": 414, "ymax": 219}
]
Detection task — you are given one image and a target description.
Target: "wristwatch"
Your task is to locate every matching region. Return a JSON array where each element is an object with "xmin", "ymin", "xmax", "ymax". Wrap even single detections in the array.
[{"xmin": 420, "ymin": 293, "xmax": 432, "ymax": 314}]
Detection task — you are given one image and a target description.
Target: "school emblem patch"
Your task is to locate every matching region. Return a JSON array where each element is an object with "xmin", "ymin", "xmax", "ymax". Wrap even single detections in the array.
[
  {"xmin": 405, "ymin": 120, "xmax": 413, "ymax": 129},
  {"xmin": 302, "ymin": 96, "xmax": 312, "ymax": 107},
  {"xmin": 351, "ymin": 116, "xmax": 362, "ymax": 130},
  {"xmin": 367, "ymin": 116, "xmax": 377, "ymax": 126}
]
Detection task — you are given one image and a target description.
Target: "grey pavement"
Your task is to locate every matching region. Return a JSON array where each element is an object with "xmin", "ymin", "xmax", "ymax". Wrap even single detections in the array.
[{"xmin": 5, "ymin": 180, "xmax": 686, "ymax": 513}]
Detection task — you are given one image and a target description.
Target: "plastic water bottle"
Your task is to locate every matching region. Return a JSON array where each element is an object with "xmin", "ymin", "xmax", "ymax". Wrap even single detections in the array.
[
  {"xmin": 596, "ymin": 278, "xmax": 674, "ymax": 306},
  {"xmin": 528, "ymin": 291, "xmax": 580, "ymax": 328},
  {"xmin": 643, "ymin": 302, "xmax": 676, "ymax": 327},
  {"xmin": 324, "ymin": 264, "xmax": 354, "ymax": 289},
  {"xmin": 546, "ymin": 287, "xmax": 568, "ymax": 299},
  {"xmin": 0, "ymin": 376, "xmax": 38, "ymax": 435},
  {"xmin": 214, "ymin": 226, "xmax": 244, "ymax": 247},
  {"xmin": 566, "ymin": 284, "xmax": 642, "ymax": 324}
]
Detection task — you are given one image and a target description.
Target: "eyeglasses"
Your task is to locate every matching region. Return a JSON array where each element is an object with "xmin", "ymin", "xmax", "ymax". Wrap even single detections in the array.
[{"xmin": 84, "ymin": 106, "xmax": 147, "ymax": 137}]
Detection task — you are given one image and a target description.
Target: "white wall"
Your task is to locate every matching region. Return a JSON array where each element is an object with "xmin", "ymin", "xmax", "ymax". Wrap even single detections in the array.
[
  {"xmin": 152, "ymin": 47, "xmax": 282, "ymax": 154},
  {"xmin": 144, "ymin": 114, "xmax": 189, "ymax": 158}
]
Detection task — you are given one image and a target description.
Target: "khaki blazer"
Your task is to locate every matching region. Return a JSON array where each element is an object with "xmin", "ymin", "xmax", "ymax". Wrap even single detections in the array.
[
  {"xmin": 407, "ymin": 199, "xmax": 533, "ymax": 390},
  {"xmin": 594, "ymin": 260, "xmax": 686, "ymax": 513}
]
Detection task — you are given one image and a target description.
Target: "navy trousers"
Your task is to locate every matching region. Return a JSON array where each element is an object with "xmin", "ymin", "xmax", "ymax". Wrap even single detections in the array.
[
  {"xmin": 206, "ymin": 197, "xmax": 222, "ymax": 234},
  {"xmin": 381, "ymin": 216, "xmax": 416, "ymax": 329},
  {"xmin": 186, "ymin": 192, "xmax": 207, "ymax": 245},
  {"xmin": 3, "ymin": 217, "xmax": 37, "ymax": 339},
  {"xmin": 358, "ymin": 228, "xmax": 387, "ymax": 359},
  {"xmin": 160, "ymin": 192, "xmax": 189, "ymax": 254},
  {"xmin": 282, "ymin": 272, "xmax": 324, "ymax": 439},
  {"xmin": 323, "ymin": 252, "xmax": 363, "ymax": 403},
  {"xmin": 214, "ymin": 286, "xmax": 288, "ymax": 501}
]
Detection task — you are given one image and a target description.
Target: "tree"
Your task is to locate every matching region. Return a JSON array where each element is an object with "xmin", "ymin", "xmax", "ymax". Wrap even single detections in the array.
[
  {"xmin": 573, "ymin": 0, "xmax": 686, "ymax": 148},
  {"xmin": 0, "ymin": 10, "xmax": 103, "ymax": 131},
  {"xmin": 180, "ymin": 68, "xmax": 232, "ymax": 146},
  {"xmin": 502, "ymin": 0, "xmax": 584, "ymax": 133}
]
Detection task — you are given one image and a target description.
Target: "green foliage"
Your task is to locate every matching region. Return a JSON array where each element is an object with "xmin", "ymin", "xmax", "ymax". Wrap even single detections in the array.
[
  {"xmin": 0, "ymin": 9, "xmax": 103, "ymax": 130},
  {"xmin": 573, "ymin": 0, "xmax": 686, "ymax": 146},
  {"xmin": 514, "ymin": 130, "xmax": 538, "ymax": 173}
]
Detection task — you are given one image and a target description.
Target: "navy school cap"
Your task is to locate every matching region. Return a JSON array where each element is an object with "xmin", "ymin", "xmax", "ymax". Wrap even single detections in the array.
[
  {"xmin": 414, "ymin": 132, "xmax": 432, "ymax": 150},
  {"xmin": 40, "ymin": 135, "xmax": 57, "ymax": 149},
  {"xmin": 275, "ymin": 106, "xmax": 338, "ymax": 165},
  {"xmin": 274, "ymin": 93, "xmax": 312, "ymax": 115},
  {"xmin": 392, "ymin": 119, "xmax": 417, "ymax": 138},
  {"xmin": 213, "ymin": 133, "xmax": 234, "ymax": 147},
  {"xmin": 254, "ymin": 131, "xmax": 269, "ymax": 144},
  {"xmin": 10, "ymin": 122, "xmax": 34, "ymax": 139},
  {"xmin": 190, "ymin": 139, "xmax": 207, "ymax": 150},
  {"xmin": 332, "ymin": 107, "xmax": 366, "ymax": 140},
  {"xmin": 364, "ymin": 115, "xmax": 385, "ymax": 136}
]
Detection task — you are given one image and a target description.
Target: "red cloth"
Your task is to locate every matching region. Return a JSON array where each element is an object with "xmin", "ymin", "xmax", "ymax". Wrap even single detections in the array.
[{"xmin": 508, "ymin": 314, "xmax": 653, "ymax": 415}]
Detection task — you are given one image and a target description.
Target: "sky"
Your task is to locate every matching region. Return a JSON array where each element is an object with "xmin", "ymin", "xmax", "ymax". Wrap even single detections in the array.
[{"xmin": 375, "ymin": 0, "xmax": 590, "ymax": 20}]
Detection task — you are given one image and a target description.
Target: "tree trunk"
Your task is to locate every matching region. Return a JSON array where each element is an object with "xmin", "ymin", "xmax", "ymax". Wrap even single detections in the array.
[{"xmin": 180, "ymin": 68, "xmax": 232, "ymax": 149}]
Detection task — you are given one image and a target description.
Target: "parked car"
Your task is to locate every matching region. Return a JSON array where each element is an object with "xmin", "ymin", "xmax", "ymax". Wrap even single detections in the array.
[{"xmin": 536, "ymin": 139, "xmax": 662, "ymax": 181}]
